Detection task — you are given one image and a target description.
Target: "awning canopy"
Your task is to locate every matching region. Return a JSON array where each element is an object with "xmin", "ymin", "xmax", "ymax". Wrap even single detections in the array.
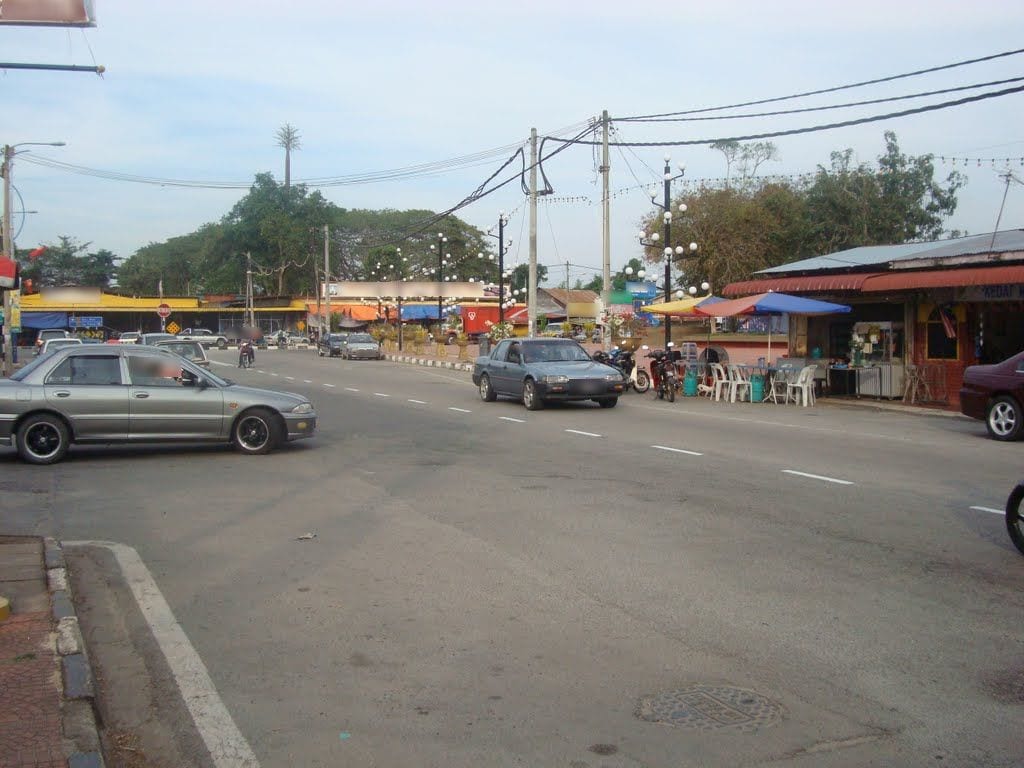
[
  {"xmin": 645, "ymin": 296, "xmax": 724, "ymax": 316},
  {"xmin": 861, "ymin": 264, "xmax": 1024, "ymax": 291},
  {"xmin": 695, "ymin": 292, "xmax": 851, "ymax": 317},
  {"xmin": 722, "ymin": 273, "xmax": 883, "ymax": 297}
]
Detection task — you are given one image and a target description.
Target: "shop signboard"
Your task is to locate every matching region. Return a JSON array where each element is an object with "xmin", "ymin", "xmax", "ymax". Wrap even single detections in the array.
[
  {"xmin": 957, "ymin": 284, "xmax": 1024, "ymax": 302},
  {"xmin": 69, "ymin": 315, "xmax": 103, "ymax": 328}
]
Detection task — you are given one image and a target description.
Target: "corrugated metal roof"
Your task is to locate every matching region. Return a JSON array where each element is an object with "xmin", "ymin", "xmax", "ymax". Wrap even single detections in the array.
[
  {"xmin": 758, "ymin": 229, "xmax": 1024, "ymax": 274},
  {"xmin": 861, "ymin": 264, "xmax": 1024, "ymax": 291},
  {"xmin": 722, "ymin": 273, "xmax": 883, "ymax": 296}
]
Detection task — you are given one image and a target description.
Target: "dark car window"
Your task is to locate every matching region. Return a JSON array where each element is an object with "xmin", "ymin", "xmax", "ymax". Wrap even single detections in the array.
[
  {"xmin": 506, "ymin": 343, "xmax": 522, "ymax": 364},
  {"xmin": 127, "ymin": 354, "xmax": 185, "ymax": 387},
  {"xmin": 46, "ymin": 355, "xmax": 123, "ymax": 386},
  {"xmin": 491, "ymin": 340, "xmax": 510, "ymax": 360},
  {"xmin": 523, "ymin": 340, "xmax": 591, "ymax": 363},
  {"xmin": 157, "ymin": 342, "xmax": 204, "ymax": 361},
  {"xmin": 1017, "ymin": 357, "xmax": 1024, "ymax": 373}
]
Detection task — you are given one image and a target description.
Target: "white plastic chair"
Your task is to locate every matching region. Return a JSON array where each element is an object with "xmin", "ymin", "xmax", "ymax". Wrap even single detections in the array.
[
  {"xmin": 767, "ymin": 365, "xmax": 795, "ymax": 404},
  {"xmin": 787, "ymin": 365, "xmax": 817, "ymax": 407},
  {"xmin": 727, "ymin": 364, "xmax": 751, "ymax": 403},
  {"xmin": 708, "ymin": 363, "xmax": 729, "ymax": 401}
]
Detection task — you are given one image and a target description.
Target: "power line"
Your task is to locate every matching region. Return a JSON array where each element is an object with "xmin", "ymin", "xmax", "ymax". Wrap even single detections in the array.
[
  {"xmin": 624, "ymin": 76, "xmax": 1024, "ymax": 123},
  {"xmin": 620, "ymin": 46, "xmax": 1024, "ymax": 120},
  {"xmin": 546, "ymin": 84, "xmax": 1024, "ymax": 147}
]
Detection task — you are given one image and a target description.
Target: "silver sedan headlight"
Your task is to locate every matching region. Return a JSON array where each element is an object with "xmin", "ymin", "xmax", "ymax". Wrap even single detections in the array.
[
  {"xmin": 291, "ymin": 402, "xmax": 314, "ymax": 414},
  {"xmin": 604, "ymin": 373, "xmax": 625, "ymax": 382},
  {"xmin": 542, "ymin": 375, "xmax": 569, "ymax": 384}
]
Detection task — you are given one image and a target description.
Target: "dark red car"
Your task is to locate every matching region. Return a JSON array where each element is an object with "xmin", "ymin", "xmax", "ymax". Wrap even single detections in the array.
[{"xmin": 959, "ymin": 350, "xmax": 1024, "ymax": 440}]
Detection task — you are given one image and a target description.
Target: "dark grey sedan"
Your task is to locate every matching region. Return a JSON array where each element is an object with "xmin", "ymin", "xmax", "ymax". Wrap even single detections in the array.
[
  {"xmin": 341, "ymin": 333, "xmax": 382, "ymax": 360},
  {"xmin": 472, "ymin": 338, "xmax": 626, "ymax": 410},
  {"xmin": 0, "ymin": 345, "xmax": 317, "ymax": 464}
]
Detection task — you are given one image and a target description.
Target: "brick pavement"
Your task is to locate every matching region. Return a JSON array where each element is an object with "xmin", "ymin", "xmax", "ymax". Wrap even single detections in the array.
[{"xmin": 0, "ymin": 607, "xmax": 63, "ymax": 768}]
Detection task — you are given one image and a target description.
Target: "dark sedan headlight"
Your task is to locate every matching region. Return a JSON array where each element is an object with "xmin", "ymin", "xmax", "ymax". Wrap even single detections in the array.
[{"xmin": 542, "ymin": 374, "xmax": 569, "ymax": 384}]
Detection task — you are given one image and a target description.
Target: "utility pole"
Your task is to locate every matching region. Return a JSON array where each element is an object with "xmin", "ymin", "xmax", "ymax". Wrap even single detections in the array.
[
  {"xmin": 323, "ymin": 224, "xmax": 330, "ymax": 336},
  {"xmin": 565, "ymin": 260, "xmax": 571, "ymax": 332},
  {"xmin": 497, "ymin": 213, "xmax": 507, "ymax": 325},
  {"xmin": 661, "ymin": 157, "xmax": 673, "ymax": 349},
  {"xmin": 246, "ymin": 252, "xmax": 254, "ymax": 330},
  {"xmin": 528, "ymin": 128, "xmax": 538, "ymax": 337},
  {"xmin": 600, "ymin": 110, "xmax": 611, "ymax": 351},
  {"xmin": 2, "ymin": 145, "xmax": 12, "ymax": 376},
  {"xmin": 432, "ymin": 232, "xmax": 448, "ymax": 335}
]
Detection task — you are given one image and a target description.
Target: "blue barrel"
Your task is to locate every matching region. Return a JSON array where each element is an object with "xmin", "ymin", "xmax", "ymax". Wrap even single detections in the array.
[
  {"xmin": 750, "ymin": 373, "xmax": 765, "ymax": 403},
  {"xmin": 683, "ymin": 367, "xmax": 699, "ymax": 397}
]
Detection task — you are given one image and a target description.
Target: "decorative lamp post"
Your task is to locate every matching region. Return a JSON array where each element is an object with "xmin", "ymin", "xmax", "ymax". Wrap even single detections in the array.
[
  {"xmin": 638, "ymin": 155, "xmax": 698, "ymax": 348},
  {"xmin": 430, "ymin": 232, "xmax": 448, "ymax": 333}
]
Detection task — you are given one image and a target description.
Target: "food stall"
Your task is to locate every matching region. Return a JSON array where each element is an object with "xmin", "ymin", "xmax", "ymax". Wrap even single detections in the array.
[{"xmin": 829, "ymin": 321, "xmax": 905, "ymax": 399}]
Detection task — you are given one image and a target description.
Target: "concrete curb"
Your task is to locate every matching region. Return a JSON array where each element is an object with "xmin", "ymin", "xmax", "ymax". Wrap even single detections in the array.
[
  {"xmin": 384, "ymin": 352, "xmax": 473, "ymax": 372},
  {"xmin": 44, "ymin": 537, "xmax": 106, "ymax": 768}
]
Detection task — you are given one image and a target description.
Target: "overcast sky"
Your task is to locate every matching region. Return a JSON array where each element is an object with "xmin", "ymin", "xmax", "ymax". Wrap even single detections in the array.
[{"xmin": 3, "ymin": 0, "xmax": 1024, "ymax": 288}]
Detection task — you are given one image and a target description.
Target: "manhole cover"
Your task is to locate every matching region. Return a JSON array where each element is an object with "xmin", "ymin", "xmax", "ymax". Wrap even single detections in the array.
[{"xmin": 636, "ymin": 685, "xmax": 784, "ymax": 731}]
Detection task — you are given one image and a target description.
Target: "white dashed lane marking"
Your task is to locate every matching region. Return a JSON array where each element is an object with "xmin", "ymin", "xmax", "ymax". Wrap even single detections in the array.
[
  {"xmin": 651, "ymin": 445, "xmax": 703, "ymax": 456},
  {"xmin": 374, "ymin": 392, "xmax": 390, "ymax": 398},
  {"xmin": 449, "ymin": 407, "xmax": 472, "ymax": 413},
  {"xmin": 969, "ymin": 505, "xmax": 1004, "ymax": 515},
  {"xmin": 323, "ymin": 383, "xmax": 335, "ymax": 388},
  {"xmin": 285, "ymin": 376, "xmax": 295, "ymax": 380},
  {"xmin": 270, "ymin": 373, "xmax": 279, "ymax": 377},
  {"xmin": 345, "ymin": 387, "xmax": 359, "ymax": 392},
  {"xmin": 408, "ymin": 399, "xmax": 427, "ymax": 404},
  {"xmin": 781, "ymin": 469, "xmax": 853, "ymax": 486},
  {"xmin": 302, "ymin": 379, "xmax": 312, "ymax": 384},
  {"xmin": 565, "ymin": 429, "xmax": 601, "ymax": 438},
  {"xmin": 500, "ymin": 416, "xmax": 525, "ymax": 423}
]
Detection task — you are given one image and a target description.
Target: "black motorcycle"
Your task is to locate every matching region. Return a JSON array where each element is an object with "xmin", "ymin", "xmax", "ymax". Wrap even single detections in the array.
[
  {"xmin": 644, "ymin": 346, "xmax": 678, "ymax": 403},
  {"xmin": 238, "ymin": 340, "xmax": 255, "ymax": 369},
  {"xmin": 593, "ymin": 349, "xmax": 651, "ymax": 394}
]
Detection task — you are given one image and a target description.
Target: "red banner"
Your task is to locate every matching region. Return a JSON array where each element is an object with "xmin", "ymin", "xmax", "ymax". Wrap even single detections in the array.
[{"xmin": 0, "ymin": 0, "xmax": 95, "ymax": 26}]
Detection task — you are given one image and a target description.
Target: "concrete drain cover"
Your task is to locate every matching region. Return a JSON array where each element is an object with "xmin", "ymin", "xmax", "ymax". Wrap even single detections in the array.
[{"xmin": 636, "ymin": 685, "xmax": 784, "ymax": 731}]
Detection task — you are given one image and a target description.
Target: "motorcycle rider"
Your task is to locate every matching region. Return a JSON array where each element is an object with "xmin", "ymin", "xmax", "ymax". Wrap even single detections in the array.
[{"xmin": 238, "ymin": 338, "xmax": 255, "ymax": 368}]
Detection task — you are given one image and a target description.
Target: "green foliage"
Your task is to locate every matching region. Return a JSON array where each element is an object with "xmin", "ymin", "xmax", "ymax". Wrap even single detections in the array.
[
  {"xmin": 508, "ymin": 263, "xmax": 547, "ymax": 293},
  {"xmin": 116, "ymin": 173, "xmax": 492, "ymax": 297},
  {"xmin": 20, "ymin": 236, "xmax": 117, "ymax": 288},
  {"xmin": 640, "ymin": 132, "xmax": 963, "ymax": 290}
]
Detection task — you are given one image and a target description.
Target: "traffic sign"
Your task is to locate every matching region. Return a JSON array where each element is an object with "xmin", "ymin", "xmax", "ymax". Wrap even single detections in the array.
[
  {"xmin": 166, "ymin": 321, "xmax": 181, "ymax": 335},
  {"xmin": 157, "ymin": 303, "xmax": 171, "ymax": 319}
]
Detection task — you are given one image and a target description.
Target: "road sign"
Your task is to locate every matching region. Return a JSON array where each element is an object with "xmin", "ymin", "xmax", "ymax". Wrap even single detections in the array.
[
  {"xmin": 166, "ymin": 321, "xmax": 181, "ymax": 335},
  {"xmin": 157, "ymin": 303, "xmax": 171, "ymax": 319},
  {"xmin": 69, "ymin": 316, "xmax": 103, "ymax": 328}
]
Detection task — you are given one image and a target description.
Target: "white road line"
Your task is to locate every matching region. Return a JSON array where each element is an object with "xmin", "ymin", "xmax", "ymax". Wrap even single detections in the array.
[
  {"xmin": 565, "ymin": 429, "xmax": 602, "ymax": 438},
  {"xmin": 651, "ymin": 445, "xmax": 703, "ymax": 456},
  {"xmin": 500, "ymin": 416, "xmax": 525, "ymax": 423},
  {"xmin": 344, "ymin": 387, "xmax": 359, "ymax": 392},
  {"xmin": 256, "ymin": 370, "xmax": 265, "ymax": 374},
  {"xmin": 285, "ymin": 376, "xmax": 295, "ymax": 380},
  {"xmin": 781, "ymin": 469, "xmax": 854, "ymax": 486},
  {"xmin": 323, "ymin": 383, "xmax": 335, "ymax": 388},
  {"xmin": 408, "ymin": 399, "xmax": 427, "ymax": 404},
  {"xmin": 373, "ymin": 392, "xmax": 390, "ymax": 397},
  {"xmin": 449, "ymin": 407, "xmax": 472, "ymax": 413},
  {"xmin": 66, "ymin": 541, "xmax": 260, "ymax": 768},
  {"xmin": 969, "ymin": 505, "xmax": 1005, "ymax": 515},
  {"xmin": 302, "ymin": 379, "xmax": 312, "ymax": 384},
  {"xmin": 270, "ymin": 373, "xmax": 279, "ymax": 377}
]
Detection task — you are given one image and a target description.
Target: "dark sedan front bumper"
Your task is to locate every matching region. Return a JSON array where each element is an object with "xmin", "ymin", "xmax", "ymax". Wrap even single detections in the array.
[
  {"xmin": 347, "ymin": 348, "xmax": 381, "ymax": 359},
  {"xmin": 538, "ymin": 378, "xmax": 624, "ymax": 400}
]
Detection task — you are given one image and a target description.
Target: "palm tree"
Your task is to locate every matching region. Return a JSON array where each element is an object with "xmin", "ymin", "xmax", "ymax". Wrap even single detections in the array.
[{"xmin": 275, "ymin": 124, "xmax": 302, "ymax": 188}]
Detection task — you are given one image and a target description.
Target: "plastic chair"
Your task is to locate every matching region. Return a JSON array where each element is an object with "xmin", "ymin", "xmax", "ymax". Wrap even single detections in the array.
[
  {"xmin": 709, "ymin": 363, "xmax": 729, "ymax": 401},
  {"xmin": 787, "ymin": 365, "xmax": 817, "ymax": 407},
  {"xmin": 727, "ymin": 364, "xmax": 751, "ymax": 403},
  {"xmin": 767, "ymin": 365, "xmax": 795, "ymax": 404}
]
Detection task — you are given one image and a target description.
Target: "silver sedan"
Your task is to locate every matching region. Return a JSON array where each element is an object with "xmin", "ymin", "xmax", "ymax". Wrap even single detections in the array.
[{"xmin": 0, "ymin": 345, "xmax": 317, "ymax": 464}]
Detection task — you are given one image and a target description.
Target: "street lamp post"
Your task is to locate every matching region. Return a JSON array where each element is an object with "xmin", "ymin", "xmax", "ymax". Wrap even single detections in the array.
[
  {"xmin": 638, "ymin": 156, "xmax": 698, "ymax": 349},
  {"xmin": 430, "ymin": 232, "xmax": 448, "ymax": 335},
  {"xmin": 481, "ymin": 212, "xmax": 512, "ymax": 325},
  {"xmin": 2, "ymin": 141, "xmax": 65, "ymax": 376}
]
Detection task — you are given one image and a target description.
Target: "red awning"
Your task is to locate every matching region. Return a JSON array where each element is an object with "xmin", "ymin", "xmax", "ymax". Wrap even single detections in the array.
[
  {"xmin": 861, "ymin": 264, "xmax": 1024, "ymax": 291},
  {"xmin": 722, "ymin": 273, "xmax": 883, "ymax": 296}
]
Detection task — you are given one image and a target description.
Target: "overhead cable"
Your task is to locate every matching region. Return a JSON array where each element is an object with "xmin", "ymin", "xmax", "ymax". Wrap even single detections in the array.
[{"xmin": 620, "ymin": 46, "xmax": 1024, "ymax": 121}]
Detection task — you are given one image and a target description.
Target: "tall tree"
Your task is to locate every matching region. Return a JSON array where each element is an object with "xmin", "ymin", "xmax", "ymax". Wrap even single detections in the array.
[
  {"xmin": 20, "ymin": 236, "xmax": 118, "ymax": 288},
  {"xmin": 275, "ymin": 123, "xmax": 302, "ymax": 189}
]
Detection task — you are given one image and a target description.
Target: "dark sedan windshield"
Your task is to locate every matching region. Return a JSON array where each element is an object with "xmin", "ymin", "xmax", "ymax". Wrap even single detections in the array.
[{"xmin": 522, "ymin": 341, "xmax": 592, "ymax": 363}]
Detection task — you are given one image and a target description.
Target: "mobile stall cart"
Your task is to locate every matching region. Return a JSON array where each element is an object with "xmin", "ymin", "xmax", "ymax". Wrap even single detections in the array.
[{"xmin": 843, "ymin": 321, "xmax": 906, "ymax": 399}]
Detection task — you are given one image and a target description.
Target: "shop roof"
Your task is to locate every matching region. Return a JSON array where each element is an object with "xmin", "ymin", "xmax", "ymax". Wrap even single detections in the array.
[
  {"xmin": 861, "ymin": 264, "xmax": 1024, "ymax": 292},
  {"xmin": 722, "ymin": 273, "xmax": 884, "ymax": 296},
  {"xmin": 759, "ymin": 229, "xmax": 1024, "ymax": 275}
]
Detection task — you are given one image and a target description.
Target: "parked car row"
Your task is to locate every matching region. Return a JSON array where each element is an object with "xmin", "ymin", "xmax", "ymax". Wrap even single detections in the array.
[{"xmin": 316, "ymin": 332, "xmax": 382, "ymax": 360}]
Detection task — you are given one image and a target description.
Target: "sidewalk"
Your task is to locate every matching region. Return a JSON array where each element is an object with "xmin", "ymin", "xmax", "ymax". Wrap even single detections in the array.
[{"xmin": 0, "ymin": 536, "xmax": 104, "ymax": 768}]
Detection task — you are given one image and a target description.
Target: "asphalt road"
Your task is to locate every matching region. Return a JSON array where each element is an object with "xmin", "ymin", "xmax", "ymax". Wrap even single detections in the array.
[{"xmin": 4, "ymin": 347, "xmax": 1023, "ymax": 767}]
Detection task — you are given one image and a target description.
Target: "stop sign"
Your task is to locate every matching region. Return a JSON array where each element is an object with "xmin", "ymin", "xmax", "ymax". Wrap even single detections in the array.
[{"xmin": 157, "ymin": 303, "xmax": 171, "ymax": 319}]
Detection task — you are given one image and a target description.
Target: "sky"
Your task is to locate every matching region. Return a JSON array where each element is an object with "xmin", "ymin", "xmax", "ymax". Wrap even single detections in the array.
[{"xmin": 2, "ymin": 0, "xmax": 1024, "ymax": 290}]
